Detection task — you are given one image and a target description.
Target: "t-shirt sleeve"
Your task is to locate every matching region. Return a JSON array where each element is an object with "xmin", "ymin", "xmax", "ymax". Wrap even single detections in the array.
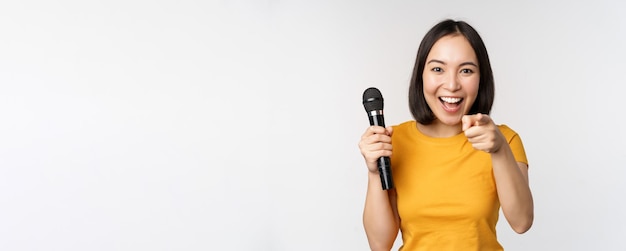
[{"xmin": 499, "ymin": 125, "xmax": 528, "ymax": 166}]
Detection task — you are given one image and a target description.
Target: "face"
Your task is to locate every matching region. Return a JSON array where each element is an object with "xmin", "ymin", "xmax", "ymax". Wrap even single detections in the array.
[{"xmin": 422, "ymin": 34, "xmax": 480, "ymax": 126}]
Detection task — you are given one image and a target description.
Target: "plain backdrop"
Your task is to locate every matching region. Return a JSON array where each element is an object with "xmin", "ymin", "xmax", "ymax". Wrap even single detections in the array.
[{"xmin": 1, "ymin": 0, "xmax": 625, "ymax": 250}]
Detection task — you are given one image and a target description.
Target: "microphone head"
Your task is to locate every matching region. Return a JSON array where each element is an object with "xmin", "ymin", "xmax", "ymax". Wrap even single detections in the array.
[{"xmin": 362, "ymin": 87, "xmax": 384, "ymax": 112}]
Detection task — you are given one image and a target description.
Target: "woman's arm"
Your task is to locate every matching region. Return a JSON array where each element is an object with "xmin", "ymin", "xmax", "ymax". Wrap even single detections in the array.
[
  {"xmin": 463, "ymin": 114, "xmax": 534, "ymax": 233},
  {"xmin": 359, "ymin": 126, "xmax": 401, "ymax": 250},
  {"xmin": 363, "ymin": 172, "xmax": 400, "ymax": 250},
  {"xmin": 490, "ymin": 144, "xmax": 534, "ymax": 233}
]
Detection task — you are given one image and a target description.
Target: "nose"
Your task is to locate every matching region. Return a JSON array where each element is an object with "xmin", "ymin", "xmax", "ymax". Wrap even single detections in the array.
[{"xmin": 443, "ymin": 72, "xmax": 461, "ymax": 91}]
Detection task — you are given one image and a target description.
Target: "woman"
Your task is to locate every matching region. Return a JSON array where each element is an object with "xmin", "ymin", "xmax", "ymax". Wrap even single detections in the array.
[{"xmin": 358, "ymin": 19, "xmax": 534, "ymax": 250}]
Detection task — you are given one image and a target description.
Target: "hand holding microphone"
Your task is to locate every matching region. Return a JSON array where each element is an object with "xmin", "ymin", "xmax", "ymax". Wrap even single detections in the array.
[{"xmin": 359, "ymin": 87, "xmax": 394, "ymax": 190}]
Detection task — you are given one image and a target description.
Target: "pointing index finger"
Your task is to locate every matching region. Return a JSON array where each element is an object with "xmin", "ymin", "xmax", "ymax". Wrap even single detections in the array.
[{"xmin": 462, "ymin": 113, "xmax": 491, "ymax": 131}]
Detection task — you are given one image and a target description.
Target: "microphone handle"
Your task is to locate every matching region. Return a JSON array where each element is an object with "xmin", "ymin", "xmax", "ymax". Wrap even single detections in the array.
[
  {"xmin": 378, "ymin": 156, "xmax": 394, "ymax": 190},
  {"xmin": 368, "ymin": 112, "xmax": 394, "ymax": 190}
]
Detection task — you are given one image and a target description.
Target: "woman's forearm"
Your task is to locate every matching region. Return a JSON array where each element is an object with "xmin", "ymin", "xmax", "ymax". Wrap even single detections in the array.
[
  {"xmin": 363, "ymin": 172, "xmax": 399, "ymax": 250},
  {"xmin": 491, "ymin": 143, "xmax": 534, "ymax": 233}
]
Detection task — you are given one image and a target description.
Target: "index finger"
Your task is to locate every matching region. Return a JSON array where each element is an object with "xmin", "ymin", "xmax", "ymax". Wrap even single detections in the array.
[
  {"xmin": 366, "ymin": 125, "xmax": 388, "ymax": 135},
  {"xmin": 462, "ymin": 113, "xmax": 491, "ymax": 131}
]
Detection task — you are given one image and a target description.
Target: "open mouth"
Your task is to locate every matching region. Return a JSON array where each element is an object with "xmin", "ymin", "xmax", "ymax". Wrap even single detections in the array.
[{"xmin": 439, "ymin": 96, "xmax": 463, "ymax": 111}]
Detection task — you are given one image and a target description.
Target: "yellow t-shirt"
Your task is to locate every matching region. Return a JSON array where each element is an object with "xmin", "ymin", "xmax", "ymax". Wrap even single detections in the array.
[{"xmin": 391, "ymin": 121, "xmax": 528, "ymax": 251}]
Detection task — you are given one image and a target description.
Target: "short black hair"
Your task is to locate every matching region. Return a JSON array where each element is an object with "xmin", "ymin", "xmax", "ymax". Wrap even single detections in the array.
[{"xmin": 408, "ymin": 19, "xmax": 495, "ymax": 124}]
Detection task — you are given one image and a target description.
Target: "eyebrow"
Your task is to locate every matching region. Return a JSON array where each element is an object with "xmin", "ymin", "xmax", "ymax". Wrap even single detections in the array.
[{"xmin": 427, "ymin": 59, "xmax": 478, "ymax": 67}]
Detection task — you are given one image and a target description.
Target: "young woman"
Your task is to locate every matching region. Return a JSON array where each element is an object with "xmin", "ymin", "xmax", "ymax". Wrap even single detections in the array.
[{"xmin": 358, "ymin": 19, "xmax": 534, "ymax": 250}]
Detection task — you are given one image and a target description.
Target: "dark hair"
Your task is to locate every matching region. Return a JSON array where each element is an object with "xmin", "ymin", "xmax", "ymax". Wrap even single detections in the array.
[{"xmin": 408, "ymin": 19, "xmax": 495, "ymax": 124}]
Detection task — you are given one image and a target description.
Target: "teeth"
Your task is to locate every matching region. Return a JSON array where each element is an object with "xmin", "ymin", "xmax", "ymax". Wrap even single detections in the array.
[{"xmin": 440, "ymin": 97, "xmax": 462, "ymax": 103}]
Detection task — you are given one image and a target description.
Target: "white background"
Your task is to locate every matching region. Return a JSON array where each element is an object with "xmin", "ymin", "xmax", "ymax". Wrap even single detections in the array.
[{"xmin": 1, "ymin": 0, "xmax": 625, "ymax": 250}]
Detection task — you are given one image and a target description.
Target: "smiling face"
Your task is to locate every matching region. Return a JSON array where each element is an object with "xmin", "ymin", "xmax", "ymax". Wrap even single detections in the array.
[{"xmin": 422, "ymin": 34, "xmax": 480, "ymax": 127}]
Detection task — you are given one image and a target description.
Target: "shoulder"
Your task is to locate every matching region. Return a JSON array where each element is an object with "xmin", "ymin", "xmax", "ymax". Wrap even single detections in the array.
[
  {"xmin": 392, "ymin": 120, "xmax": 415, "ymax": 131},
  {"xmin": 497, "ymin": 124, "xmax": 521, "ymax": 142},
  {"xmin": 391, "ymin": 120, "xmax": 416, "ymax": 139},
  {"xmin": 498, "ymin": 124, "xmax": 528, "ymax": 164}
]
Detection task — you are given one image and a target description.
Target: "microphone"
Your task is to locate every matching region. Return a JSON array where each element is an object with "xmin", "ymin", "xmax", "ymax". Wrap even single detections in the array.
[{"xmin": 362, "ymin": 87, "xmax": 394, "ymax": 190}]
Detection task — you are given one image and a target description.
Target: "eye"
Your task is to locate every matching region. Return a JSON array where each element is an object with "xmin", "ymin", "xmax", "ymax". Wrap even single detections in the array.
[
  {"xmin": 431, "ymin": 67, "xmax": 443, "ymax": 72},
  {"xmin": 461, "ymin": 68, "xmax": 474, "ymax": 74}
]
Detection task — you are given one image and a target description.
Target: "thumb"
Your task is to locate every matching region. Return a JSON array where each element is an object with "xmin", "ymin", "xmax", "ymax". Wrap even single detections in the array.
[
  {"xmin": 386, "ymin": 126, "xmax": 394, "ymax": 136},
  {"xmin": 462, "ymin": 115, "xmax": 474, "ymax": 131}
]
